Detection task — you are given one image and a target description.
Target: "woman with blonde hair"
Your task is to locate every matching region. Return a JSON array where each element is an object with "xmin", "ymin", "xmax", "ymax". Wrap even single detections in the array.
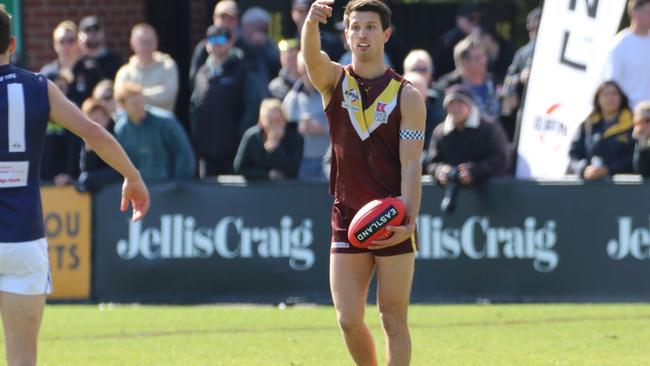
[{"xmin": 234, "ymin": 98, "xmax": 304, "ymax": 180}]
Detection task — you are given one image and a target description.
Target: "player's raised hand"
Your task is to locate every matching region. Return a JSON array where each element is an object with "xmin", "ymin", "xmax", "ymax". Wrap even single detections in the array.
[
  {"xmin": 121, "ymin": 174, "xmax": 150, "ymax": 222},
  {"xmin": 307, "ymin": 0, "xmax": 334, "ymax": 25}
]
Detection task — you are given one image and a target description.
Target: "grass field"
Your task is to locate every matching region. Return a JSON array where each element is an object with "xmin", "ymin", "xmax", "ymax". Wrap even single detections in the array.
[{"xmin": 2, "ymin": 303, "xmax": 650, "ymax": 365}]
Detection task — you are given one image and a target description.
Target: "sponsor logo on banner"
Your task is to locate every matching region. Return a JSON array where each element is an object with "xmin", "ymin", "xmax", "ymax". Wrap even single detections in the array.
[
  {"xmin": 607, "ymin": 217, "xmax": 650, "ymax": 260},
  {"xmin": 416, "ymin": 215, "xmax": 559, "ymax": 272},
  {"xmin": 116, "ymin": 215, "xmax": 315, "ymax": 270},
  {"xmin": 532, "ymin": 103, "xmax": 570, "ymax": 152}
]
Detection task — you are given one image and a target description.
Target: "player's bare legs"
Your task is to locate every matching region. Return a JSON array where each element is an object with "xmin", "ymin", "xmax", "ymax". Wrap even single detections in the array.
[
  {"xmin": 0, "ymin": 292, "xmax": 46, "ymax": 366},
  {"xmin": 330, "ymin": 253, "xmax": 378, "ymax": 366},
  {"xmin": 376, "ymin": 252, "xmax": 415, "ymax": 366}
]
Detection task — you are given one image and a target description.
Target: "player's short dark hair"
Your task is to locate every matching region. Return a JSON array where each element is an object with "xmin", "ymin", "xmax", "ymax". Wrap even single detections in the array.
[
  {"xmin": 344, "ymin": 0, "xmax": 391, "ymax": 31},
  {"xmin": 0, "ymin": 6, "xmax": 12, "ymax": 55},
  {"xmin": 628, "ymin": 0, "xmax": 650, "ymax": 17}
]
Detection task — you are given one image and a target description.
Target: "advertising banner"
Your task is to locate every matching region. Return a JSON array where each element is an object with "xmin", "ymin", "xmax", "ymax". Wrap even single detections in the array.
[
  {"xmin": 93, "ymin": 182, "xmax": 332, "ymax": 303},
  {"xmin": 93, "ymin": 181, "xmax": 650, "ymax": 303},
  {"xmin": 515, "ymin": 0, "xmax": 627, "ymax": 179},
  {"xmin": 41, "ymin": 186, "xmax": 92, "ymax": 300}
]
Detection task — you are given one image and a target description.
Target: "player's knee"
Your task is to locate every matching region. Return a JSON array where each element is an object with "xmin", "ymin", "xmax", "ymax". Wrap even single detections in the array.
[
  {"xmin": 337, "ymin": 312, "xmax": 364, "ymax": 334},
  {"xmin": 379, "ymin": 310, "xmax": 408, "ymax": 337}
]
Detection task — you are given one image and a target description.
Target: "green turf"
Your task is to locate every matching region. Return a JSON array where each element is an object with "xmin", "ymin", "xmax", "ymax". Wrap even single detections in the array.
[{"xmin": 1, "ymin": 303, "xmax": 650, "ymax": 365}]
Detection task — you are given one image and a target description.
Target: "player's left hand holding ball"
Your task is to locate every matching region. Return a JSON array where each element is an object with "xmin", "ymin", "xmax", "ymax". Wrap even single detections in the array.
[{"xmin": 369, "ymin": 203, "xmax": 416, "ymax": 249}]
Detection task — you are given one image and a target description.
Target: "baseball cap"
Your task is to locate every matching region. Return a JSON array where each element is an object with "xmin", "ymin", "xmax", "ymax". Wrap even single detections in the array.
[
  {"xmin": 79, "ymin": 15, "xmax": 101, "ymax": 32},
  {"xmin": 443, "ymin": 85, "xmax": 475, "ymax": 108},
  {"xmin": 206, "ymin": 25, "xmax": 232, "ymax": 45},
  {"xmin": 214, "ymin": 0, "xmax": 239, "ymax": 16}
]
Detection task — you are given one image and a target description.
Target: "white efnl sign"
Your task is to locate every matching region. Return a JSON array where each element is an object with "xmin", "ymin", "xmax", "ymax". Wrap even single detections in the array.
[{"xmin": 516, "ymin": 0, "xmax": 627, "ymax": 179}]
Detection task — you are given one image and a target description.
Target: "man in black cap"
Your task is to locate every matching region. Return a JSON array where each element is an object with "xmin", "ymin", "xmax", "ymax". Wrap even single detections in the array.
[
  {"xmin": 425, "ymin": 84, "xmax": 510, "ymax": 185},
  {"xmin": 79, "ymin": 15, "xmax": 122, "ymax": 79},
  {"xmin": 190, "ymin": 25, "xmax": 264, "ymax": 177}
]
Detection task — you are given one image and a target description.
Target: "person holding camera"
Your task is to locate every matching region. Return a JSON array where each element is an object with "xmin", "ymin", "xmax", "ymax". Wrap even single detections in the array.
[{"xmin": 425, "ymin": 85, "xmax": 510, "ymax": 211}]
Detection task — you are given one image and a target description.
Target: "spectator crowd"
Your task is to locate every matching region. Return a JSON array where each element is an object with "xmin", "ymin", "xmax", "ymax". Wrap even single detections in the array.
[{"xmin": 34, "ymin": 0, "xmax": 650, "ymax": 192}]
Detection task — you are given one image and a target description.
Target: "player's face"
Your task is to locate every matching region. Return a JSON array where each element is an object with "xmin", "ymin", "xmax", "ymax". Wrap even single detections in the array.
[{"xmin": 345, "ymin": 11, "xmax": 391, "ymax": 63}]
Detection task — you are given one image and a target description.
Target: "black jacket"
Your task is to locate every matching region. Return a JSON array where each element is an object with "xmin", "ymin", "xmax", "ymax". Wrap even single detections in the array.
[
  {"xmin": 190, "ymin": 50, "xmax": 264, "ymax": 173},
  {"xmin": 234, "ymin": 125, "xmax": 304, "ymax": 180},
  {"xmin": 76, "ymin": 121, "xmax": 121, "ymax": 191},
  {"xmin": 425, "ymin": 110, "xmax": 511, "ymax": 183}
]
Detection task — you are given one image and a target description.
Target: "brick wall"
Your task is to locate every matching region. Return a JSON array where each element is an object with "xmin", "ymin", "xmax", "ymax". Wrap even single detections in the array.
[{"xmin": 21, "ymin": 0, "xmax": 147, "ymax": 72}]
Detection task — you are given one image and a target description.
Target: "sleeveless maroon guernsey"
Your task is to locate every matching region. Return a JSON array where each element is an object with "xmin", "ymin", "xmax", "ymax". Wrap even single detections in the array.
[{"xmin": 325, "ymin": 65, "xmax": 407, "ymax": 211}]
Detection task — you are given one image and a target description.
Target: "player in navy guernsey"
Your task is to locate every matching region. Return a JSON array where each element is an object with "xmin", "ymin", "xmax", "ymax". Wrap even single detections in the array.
[
  {"xmin": 303, "ymin": 1, "xmax": 425, "ymax": 365},
  {"xmin": 0, "ymin": 8, "xmax": 149, "ymax": 366}
]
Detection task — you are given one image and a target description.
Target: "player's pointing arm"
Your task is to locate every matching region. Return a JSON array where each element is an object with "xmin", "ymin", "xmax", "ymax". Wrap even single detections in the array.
[{"xmin": 301, "ymin": 0, "xmax": 342, "ymax": 104}]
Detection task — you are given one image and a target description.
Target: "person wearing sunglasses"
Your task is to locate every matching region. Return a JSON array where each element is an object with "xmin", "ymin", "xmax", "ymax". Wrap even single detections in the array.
[
  {"xmin": 190, "ymin": 25, "xmax": 264, "ymax": 177},
  {"xmin": 79, "ymin": 15, "xmax": 122, "ymax": 80},
  {"xmin": 632, "ymin": 101, "xmax": 650, "ymax": 177},
  {"xmin": 41, "ymin": 20, "xmax": 103, "ymax": 107},
  {"xmin": 41, "ymin": 20, "xmax": 80, "ymax": 81},
  {"xmin": 189, "ymin": 0, "xmax": 253, "ymax": 84}
]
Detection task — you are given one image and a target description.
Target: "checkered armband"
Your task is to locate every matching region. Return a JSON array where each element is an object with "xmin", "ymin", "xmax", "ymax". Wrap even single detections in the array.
[{"xmin": 399, "ymin": 129, "xmax": 425, "ymax": 140}]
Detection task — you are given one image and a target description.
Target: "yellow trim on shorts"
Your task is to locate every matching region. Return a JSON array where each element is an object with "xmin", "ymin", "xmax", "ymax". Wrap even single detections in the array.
[{"xmin": 411, "ymin": 233, "xmax": 417, "ymax": 252}]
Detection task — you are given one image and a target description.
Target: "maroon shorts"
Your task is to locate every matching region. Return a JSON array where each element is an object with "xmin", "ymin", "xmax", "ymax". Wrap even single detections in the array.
[{"xmin": 330, "ymin": 200, "xmax": 418, "ymax": 256}]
